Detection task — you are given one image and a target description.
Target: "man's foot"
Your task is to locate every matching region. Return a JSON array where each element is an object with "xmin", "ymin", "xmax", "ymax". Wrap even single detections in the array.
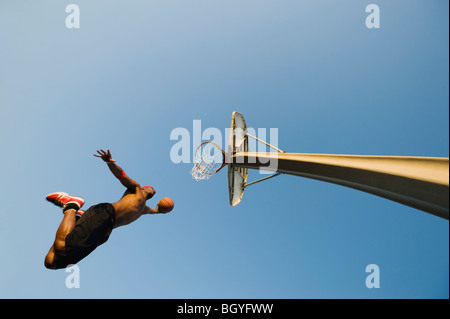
[{"xmin": 46, "ymin": 192, "xmax": 85, "ymax": 211}]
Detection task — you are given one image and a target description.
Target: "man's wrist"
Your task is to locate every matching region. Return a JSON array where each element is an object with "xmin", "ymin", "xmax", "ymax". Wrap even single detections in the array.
[{"xmin": 116, "ymin": 170, "xmax": 126, "ymax": 180}]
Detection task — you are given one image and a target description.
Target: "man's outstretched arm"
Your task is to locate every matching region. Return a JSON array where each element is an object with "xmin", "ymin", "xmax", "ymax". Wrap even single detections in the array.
[
  {"xmin": 94, "ymin": 149, "xmax": 139, "ymax": 189},
  {"xmin": 143, "ymin": 206, "xmax": 168, "ymax": 215}
]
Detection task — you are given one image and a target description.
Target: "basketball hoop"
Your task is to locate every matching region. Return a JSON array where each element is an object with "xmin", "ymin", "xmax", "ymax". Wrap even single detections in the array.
[
  {"xmin": 190, "ymin": 141, "xmax": 228, "ymax": 181},
  {"xmin": 190, "ymin": 112, "xmax": 283, "ymax": 206}
]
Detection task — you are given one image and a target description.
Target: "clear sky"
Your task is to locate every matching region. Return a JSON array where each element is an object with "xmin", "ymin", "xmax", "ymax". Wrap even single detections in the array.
[{"xmin": 0, "ymin": 0, "xmax": 448, "ymax": 298}]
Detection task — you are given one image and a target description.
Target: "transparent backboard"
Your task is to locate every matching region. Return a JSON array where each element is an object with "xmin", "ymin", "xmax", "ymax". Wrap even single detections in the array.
[{"xmin": 228, "ymin": 111, "xmax": 249, "ymax": 206}]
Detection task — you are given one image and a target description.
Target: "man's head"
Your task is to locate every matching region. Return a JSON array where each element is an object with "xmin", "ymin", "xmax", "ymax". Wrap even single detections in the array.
[{"xmin": 141, "ymin": 186, "xmax": 156, "ymax": 200}]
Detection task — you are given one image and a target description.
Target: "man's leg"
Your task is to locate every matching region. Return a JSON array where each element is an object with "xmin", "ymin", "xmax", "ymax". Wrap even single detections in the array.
[
  {"xmin": 44, "ymin": 209, "xmax": 77, "ymax": 269},
  {"xmin": 54, "ymin": 209, "xmax": 77, "ymax": 252},
  {"xmin": 44, "ymin": 192, "xmax": 85, "ymax": 269}
]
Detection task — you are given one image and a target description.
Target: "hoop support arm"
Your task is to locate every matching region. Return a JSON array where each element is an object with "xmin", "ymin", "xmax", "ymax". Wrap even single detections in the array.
[
  {"xmin": 245, "ymin": 133, "xmax": 285, "ymax": 153},
  {"xmin": 244, "ymin": 173, "xmax": 281, "ymax": 188},
  {"xmin": 232, "ymin": 152, "xmax": 449, "ymax": 219}
]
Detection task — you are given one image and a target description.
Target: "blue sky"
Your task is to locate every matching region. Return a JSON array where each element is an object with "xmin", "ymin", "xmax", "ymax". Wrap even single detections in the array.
[{"xmin": 0, "ymin": 0, "xmax": 448, "ymax": 298}]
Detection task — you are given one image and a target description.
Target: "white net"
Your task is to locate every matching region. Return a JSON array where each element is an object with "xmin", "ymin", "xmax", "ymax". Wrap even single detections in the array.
[{"xmin": 191, "ymin": 142, "xmax": 225, "ymax": 181}]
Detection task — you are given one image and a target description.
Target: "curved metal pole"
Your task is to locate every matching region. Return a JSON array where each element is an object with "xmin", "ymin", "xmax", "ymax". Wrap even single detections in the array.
[{"xmin": 233, "ymin": 152, "xmax": 449, "ymax": 219}]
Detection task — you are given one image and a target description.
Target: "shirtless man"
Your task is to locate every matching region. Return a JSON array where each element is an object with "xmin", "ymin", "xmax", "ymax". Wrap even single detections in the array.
[{"xmin": 44, "ymin": 149, "xmax": 168, "ymax": 270}]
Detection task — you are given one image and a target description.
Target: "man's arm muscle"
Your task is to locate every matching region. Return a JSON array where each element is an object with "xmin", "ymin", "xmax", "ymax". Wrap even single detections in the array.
[{"xmin": 94, "ymin": 149, "xmax": 140, "ymax": 190}]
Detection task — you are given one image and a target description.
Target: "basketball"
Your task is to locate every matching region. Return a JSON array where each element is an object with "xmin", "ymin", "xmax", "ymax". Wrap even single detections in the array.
[{"xmin": 157, "ymin": 197, "xmax": 174, "ymax": 213}]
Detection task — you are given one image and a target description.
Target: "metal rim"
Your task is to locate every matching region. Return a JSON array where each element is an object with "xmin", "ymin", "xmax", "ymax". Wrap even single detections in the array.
[{"xmin": 194, "ymin": 141, "xmax": 227, "ymax": 175}]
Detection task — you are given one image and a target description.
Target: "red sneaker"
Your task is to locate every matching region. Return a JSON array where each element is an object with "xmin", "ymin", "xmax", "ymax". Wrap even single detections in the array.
[{"xmin": 46, "ymin": 192, "xmax": 85, "ymax": 210}]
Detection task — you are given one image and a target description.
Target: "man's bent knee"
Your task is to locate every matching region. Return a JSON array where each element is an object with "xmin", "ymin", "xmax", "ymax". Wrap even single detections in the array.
[
  {"xmin": 45, "ymin": 244, "xmax": 67, "ymax": 270},
  {"xmin": 44, "ymin": 250, "xmax": 57, "ymax": 270},
  {"xmin": 44, "ymin": 250, "xmax": 68, "ymax": 270}
]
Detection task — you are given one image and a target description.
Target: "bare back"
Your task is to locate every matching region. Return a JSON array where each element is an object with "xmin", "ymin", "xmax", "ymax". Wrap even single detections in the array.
[
  {"xmin": 93, "ymin": 150, "xmax": 157, "ymax": 228},
  {"xmin": 112, "ymin": 186, "xmax": 147, "ymax": 228}
]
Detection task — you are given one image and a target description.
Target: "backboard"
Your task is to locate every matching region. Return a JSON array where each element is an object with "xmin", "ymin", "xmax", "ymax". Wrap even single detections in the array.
[{"xmin": 228, "ymin": 111, "xmax": 249, "ymax": 206}]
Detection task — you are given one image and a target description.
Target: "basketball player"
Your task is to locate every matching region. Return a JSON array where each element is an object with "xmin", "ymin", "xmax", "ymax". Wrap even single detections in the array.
[{"xmin": 44, "ymin": 149, "xmax": 171, "ymax": 270}]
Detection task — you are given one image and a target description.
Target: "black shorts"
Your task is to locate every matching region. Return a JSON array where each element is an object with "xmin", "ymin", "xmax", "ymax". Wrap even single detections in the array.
[{"xmin": 54, "ymin": 203, "xmax": 115, "ymax": 268}]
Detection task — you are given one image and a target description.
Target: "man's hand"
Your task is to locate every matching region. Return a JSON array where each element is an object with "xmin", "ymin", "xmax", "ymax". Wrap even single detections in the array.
[
  {"xmin": 94, "ymin": 148, "xmax": 140, "ymax": 190},
  {"xmin": 94, "ymin": 149, "xmax": 116, "ymax": 163}
]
